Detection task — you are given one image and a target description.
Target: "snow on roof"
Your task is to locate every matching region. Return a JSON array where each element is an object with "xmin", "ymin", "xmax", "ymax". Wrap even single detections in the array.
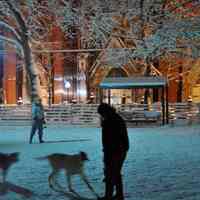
[{"xmin": 99, "ymin": 76, "xmax": 167, "ymax": 89}]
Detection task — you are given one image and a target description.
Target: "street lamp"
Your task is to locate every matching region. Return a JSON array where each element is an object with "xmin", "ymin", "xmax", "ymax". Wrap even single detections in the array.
[{"xmin": 46, "ymin": 64, "xmax": 52, "ymax": 107}]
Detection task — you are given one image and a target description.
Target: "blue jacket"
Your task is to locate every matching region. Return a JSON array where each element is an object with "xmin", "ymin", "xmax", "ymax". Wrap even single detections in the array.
[{"xmin": 32, "ymin": 103, "xmax": 44, "ymax": 120}]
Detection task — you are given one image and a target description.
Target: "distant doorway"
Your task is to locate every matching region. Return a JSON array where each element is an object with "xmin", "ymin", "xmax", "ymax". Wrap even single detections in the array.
[{"xmin": 192, "ymin": 84, "xmax": 200, "ymax": 103}]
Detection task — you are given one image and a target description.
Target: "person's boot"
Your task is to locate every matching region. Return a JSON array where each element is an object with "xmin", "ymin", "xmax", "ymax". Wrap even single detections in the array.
[
  {"xmin": 29, "ymin": 136, "xmax": 33, "ymax": 144},
  {"xmin": 97, "ymin": 197, "xmax": 113, "ymax": 200},
  {"xmin": 97, "ymin": 195, "xmax": 118, "ymax": 200},
  {"xmin": 97, "ymin": 197, "xmax": 105, "ymax": 200},
  {"xmin": 39, "ymin": 139, "xmax": 44, "ymax": 143},
  {"xmin": 39, "ymin": 138, "xmax": 44, "ymax": 143},
  {"xmin": 39, "ymin": 134, "xmax": 44, "ymax": 143},
  {"xmin": 115, "ymin": 176, "xmax": 124, "ymax": 200},
  {"xmin": 98, "ymin": 180, "xmax": 114, "ymax": 200}
]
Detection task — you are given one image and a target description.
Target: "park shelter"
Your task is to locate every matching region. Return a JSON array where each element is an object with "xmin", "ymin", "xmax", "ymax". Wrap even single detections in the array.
[{"xmin": 99, "ymin": 76, "xmax": 169, "ymax": 125}]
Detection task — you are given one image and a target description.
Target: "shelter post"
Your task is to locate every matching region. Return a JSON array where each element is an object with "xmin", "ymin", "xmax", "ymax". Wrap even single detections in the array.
[
  {"xmin": 108, "ymin": 89, "xmax": 111, "ymax": 104},
  {"xmin": 99, "ymin": 89, "xmax": 103, "ymax": 103},
  {"xmin": 166, "ymin": 84, "xmax": 169, "ymax": 124},
  {"xmin": 161, "ymin": 86, "xmax": 165, "ymax": 125}
]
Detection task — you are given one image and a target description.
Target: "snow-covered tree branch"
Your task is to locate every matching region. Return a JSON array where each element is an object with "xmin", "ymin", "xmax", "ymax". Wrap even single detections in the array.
[
  {"xmin": 0, "ymin": 0, "xmax": 54, "ymax": 103},
  {"xmin": 0, "ymin": 0, "xmax": 200, "ymax": 102},
  {"xmin": 48, "ymin": 0, "xmax": 200, "ymax": 71}
]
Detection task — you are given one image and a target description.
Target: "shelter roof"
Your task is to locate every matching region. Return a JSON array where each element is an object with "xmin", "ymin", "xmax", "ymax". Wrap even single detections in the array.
[{"xmin": 99, "ymin": 76, "xmax": 167, "ymax": 89}]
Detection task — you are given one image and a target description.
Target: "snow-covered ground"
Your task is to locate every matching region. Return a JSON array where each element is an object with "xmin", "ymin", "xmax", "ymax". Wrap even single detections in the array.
[{"xmin": 0, "ymin": 125, "xmax": 200, "ymax": 200}]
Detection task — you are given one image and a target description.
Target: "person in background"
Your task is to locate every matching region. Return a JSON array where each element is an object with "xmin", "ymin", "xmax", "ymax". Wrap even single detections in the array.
[
  {"xmin": 29, "ymin": 98, "xmax": 45, "ymax": 144},
  {"xmin": 0, "ymin": 88, "xmax": 4, "ymax": 104},
  {"xmin": 89, "ymin": 92, "xmax": 95, "ymax": 103},
  {"xmin": 17, "ymin": 97, "xmax": 23, "ymax": 105},
  {"xmin": 87, "ymin": 92, "xmax": 95, "ymax": 104},
  {"xmin": 121, "ymin": 94, "xmax": 126, "ymax": 104},
  {"xmin": 187, "ymin": 96, "xmax": 193, "ymax": 125},
  {"xmin": 97, "ymin": 103, "xmax": 129, "ymax": 200}
]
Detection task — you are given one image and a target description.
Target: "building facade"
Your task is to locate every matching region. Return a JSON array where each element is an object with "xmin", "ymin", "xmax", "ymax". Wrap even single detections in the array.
[{"xmin": 1, "ymin": 29, "xmax": 200, "ymax": 105}]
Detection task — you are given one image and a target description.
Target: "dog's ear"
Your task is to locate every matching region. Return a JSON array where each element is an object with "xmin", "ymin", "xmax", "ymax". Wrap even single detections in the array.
[
  {"xmin": 11, "ymin": 152, "xmax": 20, "ymax": 156},
  {"xmin": 80, "ymin": 151, "xmax": 89, "ymax": 161}
]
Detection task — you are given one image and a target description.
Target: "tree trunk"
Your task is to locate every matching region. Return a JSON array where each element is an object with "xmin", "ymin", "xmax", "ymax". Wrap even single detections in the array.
[
  {"xmin": 22, "ymin": 41, "xmax": 40, "ymax": 103},
  {"xmin": 144, "ymin": 59, "xmax": 151, "ymax": 106},
  {"xmin": 4, "ymin": 0, "xmax": 41, "ymax": 104}
]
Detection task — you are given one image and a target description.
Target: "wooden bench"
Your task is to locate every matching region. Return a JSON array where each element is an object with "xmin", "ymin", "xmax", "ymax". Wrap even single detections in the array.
[
  {"xmin": 119, "ymin": 110, "xmax": 161, "ymax": 126},
  {"xmin": 126, "ymin": 117, "xmax": 158, "ymax": 125}
]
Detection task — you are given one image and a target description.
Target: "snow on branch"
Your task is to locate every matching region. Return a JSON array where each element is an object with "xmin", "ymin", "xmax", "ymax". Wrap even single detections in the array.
[
  {"xmin": 0, "ymin": 35, "xmax": 23, "ymax": 57},
  {"xmin": 101, "ymin": 48, "xmax": 132, "ymax": 68},
  {"xmin": 0, "ymin": 21, "xmax": 22, "ymax": 44}
]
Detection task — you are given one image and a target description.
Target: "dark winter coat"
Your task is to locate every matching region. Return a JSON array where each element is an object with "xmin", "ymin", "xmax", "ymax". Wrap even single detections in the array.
[{"xmin": 101, "ymin": 112, "xmax": 129, "ymax": 158}]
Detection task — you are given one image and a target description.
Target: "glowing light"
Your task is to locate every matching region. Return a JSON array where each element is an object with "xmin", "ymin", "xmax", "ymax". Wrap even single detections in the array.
[
  {"xmin": 77, "ymin": 88, "xmax": 87, "ymax": 97},
  {"xmin": 55, "ymin": 89, "xmax": 65, "ymax": 94},
  {"xmin": 64, "ymin": 80, "xmax": 71, "ymax": 89}
]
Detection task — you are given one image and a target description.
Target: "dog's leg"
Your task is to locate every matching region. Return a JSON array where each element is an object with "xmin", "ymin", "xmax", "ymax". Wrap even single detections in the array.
[
  {"xmin": 80, "ymin": 173, "xmax": 99, "ymax": 198},
  {"xmin": 66, "ymin": 173, "xmax": 73, "ymax": 192},
  {"xmin": 48, "ymin": 171, "xmax": 55, "ymax": 189},
  {"xmin": 65, "ymin": 173, "xmax": 81, "ymax": 197},
  {"xmin": 2, "ymin": 169, "xmax": 7, "ymax": 183},
  {"xmin": 0, "ymin": 169, "xmax": 7, "ymax": 194},
  {"xmin": 48, "ymin": 170, "xmax": 63, "ymax": 191},
  {"xmin": 53, "ymin": 173, "xmax": 64, "ymax": 191}
]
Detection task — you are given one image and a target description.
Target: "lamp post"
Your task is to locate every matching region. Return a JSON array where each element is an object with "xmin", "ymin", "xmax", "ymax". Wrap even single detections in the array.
[{"xmin": 46, "ymin": 64, "xmax": 52, "ymax": 107}]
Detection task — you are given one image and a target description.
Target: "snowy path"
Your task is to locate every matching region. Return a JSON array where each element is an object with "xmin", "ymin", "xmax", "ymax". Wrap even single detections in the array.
[{"xmin": 0, "ymin": 125, "xmax": 200, "ymax": 200}]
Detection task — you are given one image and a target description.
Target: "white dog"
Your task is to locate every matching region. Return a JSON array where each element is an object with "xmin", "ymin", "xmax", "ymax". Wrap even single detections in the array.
[{"xmin": 37, "ymin": 151, "xmax": 99, "ymax": 198}]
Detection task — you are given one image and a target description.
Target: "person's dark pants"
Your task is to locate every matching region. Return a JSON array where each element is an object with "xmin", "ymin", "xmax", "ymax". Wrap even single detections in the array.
[
  {"xmin": 29, "ymin": 119, "xmax": 44, "ymax": 143},
  {"xmin": 103, "ymin": 151, "xmax": 127, "ymax": 200}
]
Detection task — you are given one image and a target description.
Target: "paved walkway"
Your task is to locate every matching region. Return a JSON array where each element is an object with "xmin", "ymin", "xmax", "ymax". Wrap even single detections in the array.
[{"xmin": 0, "ymin": 125, "xmax": 200, "ymax": 200}]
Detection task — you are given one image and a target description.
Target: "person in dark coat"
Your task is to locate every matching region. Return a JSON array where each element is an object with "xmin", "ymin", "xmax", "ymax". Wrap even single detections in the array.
[
  {"xmin": 97, "ymin": 103, "xmax": 129, "ymax": 200},
  {"xmin": 29, "ymin": 98, "xmax": 45, "ymax": 144}
]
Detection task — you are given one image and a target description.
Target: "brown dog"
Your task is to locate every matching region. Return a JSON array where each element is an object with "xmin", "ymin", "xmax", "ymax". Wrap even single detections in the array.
[
  {"xmin": 0, "ymin": 152, "xmax": 19, "ymax": 183},
  {"xmin": 37, "ymin": 151, "xmax": 99, "ymax": 198}
]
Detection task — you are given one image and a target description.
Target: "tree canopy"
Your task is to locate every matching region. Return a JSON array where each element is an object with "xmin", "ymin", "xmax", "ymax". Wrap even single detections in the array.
[{"xmin": 0, "ymin": 0, "xmax": 200, "ymax": 101}]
